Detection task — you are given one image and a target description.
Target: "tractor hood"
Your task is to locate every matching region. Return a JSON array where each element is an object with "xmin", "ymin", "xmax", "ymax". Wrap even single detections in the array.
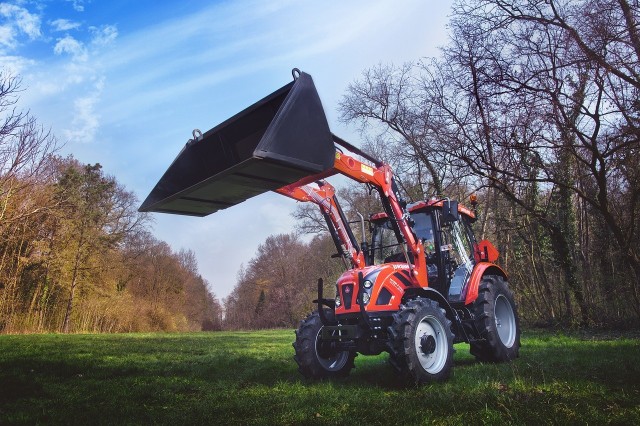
[
  {"xmin": 139, "ymin": 70, "xmax": 336, "ymax": 216},
  {"xmin": 335, "ymin": 263, "xmax": 418, "ymax": 314}
]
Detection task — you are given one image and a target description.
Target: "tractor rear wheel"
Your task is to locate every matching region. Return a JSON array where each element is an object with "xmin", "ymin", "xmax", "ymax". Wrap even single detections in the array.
[
  {"xmin": 293, "ymin": 310, "xmax": 356, "ymax": 379},
  {"xmin": 387, "ymin": 297, "xmax": 454, "ymax": 383},
  {"xmin": 470, "ymin": 275, "xmax": 521, "ymax": 362}
]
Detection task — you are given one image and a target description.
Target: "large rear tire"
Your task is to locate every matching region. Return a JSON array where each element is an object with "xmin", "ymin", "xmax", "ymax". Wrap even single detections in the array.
[
  {"xmin": 293, "ymin": 310, "xmax": 356, "ymax": 379},
  {"xmin": 470, "ymin": 275, "xmax": 521, "ymax": 362},
  {"xmin": 387, "ymin": 297, "xmax": 454, "ymax": 383}
]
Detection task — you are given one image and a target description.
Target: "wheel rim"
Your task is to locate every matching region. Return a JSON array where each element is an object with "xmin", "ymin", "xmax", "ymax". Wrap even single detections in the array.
[
  {"xmin": 315, "ymin": 328, "xmax": 349, "ymax": 371},
  {"xmin": 494, "ymin": 294, "xmax": 516, "ymax": 348},
  {"xmin": 414, "ymin": 315, "xmax": 448, "ymax": 374}
]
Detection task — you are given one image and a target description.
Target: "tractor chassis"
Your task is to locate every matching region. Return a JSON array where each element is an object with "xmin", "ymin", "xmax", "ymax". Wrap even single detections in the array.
[
  {"xmin": 313, "ymin": 278, "xmax": 485, "ymax": 354},
  {"xmin": 319, "ymin": 314, "xmax": 393, "ymax": 356},
  {"xmin": 314, "ymin": 278, "xmax": 487, "ymax": 356}
]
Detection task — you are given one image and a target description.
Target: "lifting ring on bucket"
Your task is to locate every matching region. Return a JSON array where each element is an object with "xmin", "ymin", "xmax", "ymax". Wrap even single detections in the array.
[
  {"xmin": 186, "ymin": 129, "xmax": 203, "ymax": 146},
  {"xmin": 292, "ymin": 68, "xmax": 301, "ymax": 80}
]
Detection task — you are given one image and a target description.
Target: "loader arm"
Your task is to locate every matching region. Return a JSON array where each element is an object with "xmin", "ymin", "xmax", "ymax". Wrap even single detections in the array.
[
  {"xmin": 278, "ymin": 140, "xmax": 428, "ymax": 287},
  {"xmin": 276, "ymin": 181, "xmax": 365, "ymax": 269}
]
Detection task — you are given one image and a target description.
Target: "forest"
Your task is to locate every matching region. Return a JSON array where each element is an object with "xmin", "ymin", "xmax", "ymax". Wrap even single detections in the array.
[
  {"xmin": 0, "ymin": 73, "xmax": 223, "ymax": 333},
  {"xmin": 225, "ymin": 0, "xmax": 640, "ymax": 329},
  {"xmin": 1, "ymin": 0, "xmax": 638, "ymax": 333}
]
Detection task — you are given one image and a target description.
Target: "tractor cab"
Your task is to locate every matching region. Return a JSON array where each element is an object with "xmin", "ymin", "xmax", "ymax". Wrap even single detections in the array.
[{"xmin": 369, "ymin": 199, "xmax": 478, "ymax": 305}]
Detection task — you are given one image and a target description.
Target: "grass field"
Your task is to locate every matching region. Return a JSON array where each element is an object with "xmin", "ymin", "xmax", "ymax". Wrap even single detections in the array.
[{"xmin": 0, "ymin": 329, "xmax": 638, "ymax": 425}]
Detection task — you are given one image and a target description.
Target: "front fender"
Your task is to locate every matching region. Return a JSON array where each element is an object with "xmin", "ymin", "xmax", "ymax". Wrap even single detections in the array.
[{"xmin": 463, "ymin": 262, "xmax": 508, "ymax": 305}]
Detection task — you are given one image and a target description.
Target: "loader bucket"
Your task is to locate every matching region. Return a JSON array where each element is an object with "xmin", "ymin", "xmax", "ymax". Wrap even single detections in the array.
[{"xmin": 139, "ymin": 71, "xmax": 335, "ymax": 216}]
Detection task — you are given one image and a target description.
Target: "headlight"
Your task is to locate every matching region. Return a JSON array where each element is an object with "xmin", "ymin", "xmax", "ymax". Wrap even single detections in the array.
[
  {"xmin": 361, "ymin": 292, "xmax": 370, "ymax": 305},
  {"xmin": 363, "ymin": 280, "xmax": 373, "ymax": 289},
  {"xmin": 335, "ymin": 295, "xmax": 341, "ymax": 307}
]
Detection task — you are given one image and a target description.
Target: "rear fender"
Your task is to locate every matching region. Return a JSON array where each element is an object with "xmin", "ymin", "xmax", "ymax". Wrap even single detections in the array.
[{"xmin": 462, "ymin": 262, "xmax": 508, "ymax": 305}]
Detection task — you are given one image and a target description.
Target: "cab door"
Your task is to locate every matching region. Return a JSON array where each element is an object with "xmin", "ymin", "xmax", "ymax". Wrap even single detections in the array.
[
  {"xmin": 436, "ymin": 213, "xmax": 475, "ymax": 301},
  {"xmin": 409, "ymin": 212, "xmax": 442, "ymax": 290}
]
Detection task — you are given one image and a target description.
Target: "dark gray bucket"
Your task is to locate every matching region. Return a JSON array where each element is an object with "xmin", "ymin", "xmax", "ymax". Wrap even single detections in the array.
[{"xmin": 139, "ymin": 71, "xmax": 335, "ymax": 216}]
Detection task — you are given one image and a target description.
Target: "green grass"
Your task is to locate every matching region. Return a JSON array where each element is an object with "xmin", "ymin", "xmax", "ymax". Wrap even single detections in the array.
[{"xmin": 0, "ymin": 330, "xmax": 638, "ymax": 425}]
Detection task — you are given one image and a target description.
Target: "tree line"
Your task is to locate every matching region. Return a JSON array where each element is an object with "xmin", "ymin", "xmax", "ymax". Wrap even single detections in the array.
[
  {"xmin": 225, "ymin": 0, "xmax": 640, "ymax": 329},
  {"xmin": 223, "ymin": 234, "xmax": 344, "ymax": 330},
  {"xmin": 0, "ymin": 73, "xmax": 222, "ymax": 333}
]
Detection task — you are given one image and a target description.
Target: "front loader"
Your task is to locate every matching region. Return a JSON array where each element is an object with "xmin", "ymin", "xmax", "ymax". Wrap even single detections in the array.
[{"xmin": 140, "ymin": 69, "xmax": 520, "ymax": 383}]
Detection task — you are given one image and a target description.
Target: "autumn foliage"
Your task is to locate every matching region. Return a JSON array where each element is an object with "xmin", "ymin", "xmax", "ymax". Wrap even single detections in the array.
[{"xmin": 0, "ymin": 73, "xmax": 222, "ymax": 333}]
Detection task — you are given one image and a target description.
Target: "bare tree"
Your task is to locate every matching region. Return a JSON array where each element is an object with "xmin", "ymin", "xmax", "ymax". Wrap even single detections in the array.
[
  {"xmin": 0, "ymin": 72, "xmax": 59, "ymax": 223},
  {"xmin": 340, "ymin": 63, "xmax": 452, "ymax": 197},
  {"xmin": 0, "ymin": 72, "xmax": 60, "ymax": 331},
  {"xmin": 337, "ymin": 0, "xmax": 640, "ymax": 325},
  {"xmin": 446, "ymin": 0, "xmax": 640, "ymax": 322}
]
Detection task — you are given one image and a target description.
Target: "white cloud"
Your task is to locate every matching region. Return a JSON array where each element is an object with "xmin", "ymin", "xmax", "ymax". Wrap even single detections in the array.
[
  {"xmin": 89, "ymin": 24, "xmax": 117, "ymax": 46},
  {"xmin": 0, "ymin": 24, "xmax": 13, "ymax": 48},
  {"xmin": 0, "ymin": 3, "xmax": 40, "ymax": 38},
  {"xmin": 50, "ymin": 25, "xmax": 117, "ymax": 63},
  {"xmin": 65, "ymin": 0, "xmax": 85, "ymax": 13},
  {"xmin": 20, "ymin": 19, "xmax": 119, "ymax": 147},
  {"xmin": 53, "ymin": 34, "xmax": 87, "ymax": 61},
  {"xmin": 62, "ymin": 77, "xmax": 104, "ymax": 143},
  {"xmin": 0, "ymin": 3, "xmax": 41, "ymax": 50},
  {"xmin": 0, "ymin": 54, "xmax": 35, "ymax": 75},
  {"xmin": 50, "ymin": 18, "xmax": 81, "ymax": 32}
]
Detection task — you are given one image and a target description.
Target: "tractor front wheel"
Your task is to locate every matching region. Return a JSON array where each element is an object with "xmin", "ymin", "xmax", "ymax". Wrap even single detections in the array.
[
  {"xmin": 388, "ymin": 297, "xmax": 454, "ymax": 383},
  {"xmin": 293, "ymin": 310, "xmax": 356, "ymax": 379},
  {"xmin": 470, "ymin": 274, "xmax": 521, "ymax": 362}
]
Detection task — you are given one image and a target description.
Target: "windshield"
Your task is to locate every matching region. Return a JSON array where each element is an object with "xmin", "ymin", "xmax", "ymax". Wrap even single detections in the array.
[
  {"xmin": 411, "ymin": 212, "xmax": 436, "ymax": 255},
  {"xmin": 371, "ymin": 220, "xmax": 404, "ymax": 264},
  {"xmin": 371, "ymin": 212, "xmax": 436, "ymax": 264}
]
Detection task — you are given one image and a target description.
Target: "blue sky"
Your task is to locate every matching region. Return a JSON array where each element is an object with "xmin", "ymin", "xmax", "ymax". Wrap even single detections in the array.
[{"xmin": 0, "ymin": 0, "xmax": 451, "ymax": 300}]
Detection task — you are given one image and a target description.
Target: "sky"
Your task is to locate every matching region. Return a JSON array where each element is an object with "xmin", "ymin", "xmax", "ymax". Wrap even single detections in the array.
[{"xmin": 0, "ymin": 0, "xmax": 452, "ymax": 300}]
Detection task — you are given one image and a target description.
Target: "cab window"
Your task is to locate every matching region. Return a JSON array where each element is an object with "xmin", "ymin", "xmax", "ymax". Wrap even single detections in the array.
[
  {"xmin": 371, "ymin": 220, "xmax": 404, "ymax": 264},
  {"xmin": 411, "ymin": 212, "xmax": 436, "ymax": 255}
]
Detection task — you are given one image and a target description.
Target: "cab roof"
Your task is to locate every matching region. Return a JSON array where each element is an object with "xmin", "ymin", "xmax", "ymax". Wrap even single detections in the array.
[{"xmin": 370, "ymin": 199, "xmax": 476, "ymax": 222}]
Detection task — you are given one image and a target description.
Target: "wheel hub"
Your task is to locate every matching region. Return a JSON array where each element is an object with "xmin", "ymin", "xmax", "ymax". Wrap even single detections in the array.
[
  {"xmin": 420, "ymin": 334, "xmax": 436, "ymax": 355},
  {"xmin": 316, "ymin": 339, "xmax": 334, "ymax": 358},
  {"xmin": 494, "ymin": 294, "xmax": 516, "ymax": 347},
  {"xmin": 314, "ymin": 327, "xmax": 351, "ymax": 372}
]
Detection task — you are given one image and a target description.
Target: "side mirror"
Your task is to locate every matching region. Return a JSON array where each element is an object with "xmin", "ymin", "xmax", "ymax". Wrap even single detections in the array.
[{"xmin": 442, "ymin": 200, "xmax": 460, "ymax": 224}]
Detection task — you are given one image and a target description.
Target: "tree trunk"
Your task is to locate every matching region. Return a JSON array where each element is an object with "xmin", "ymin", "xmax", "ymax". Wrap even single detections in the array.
[
  {"xmin": 62, "ymin": 231, "xmax": 84, "ymax": 333},
  {"xmin": 62, "ymin": 274, "xmax": 77, "ymax": 333},
  {"xmin": 549, "ymin": 226, "xmax": 589, "ymax": 325}
]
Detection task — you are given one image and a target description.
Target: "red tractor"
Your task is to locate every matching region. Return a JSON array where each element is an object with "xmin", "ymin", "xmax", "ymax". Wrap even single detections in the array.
[{"xmin": 140, "ymin": 69, "xmax": 520, "ymax": 383}]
